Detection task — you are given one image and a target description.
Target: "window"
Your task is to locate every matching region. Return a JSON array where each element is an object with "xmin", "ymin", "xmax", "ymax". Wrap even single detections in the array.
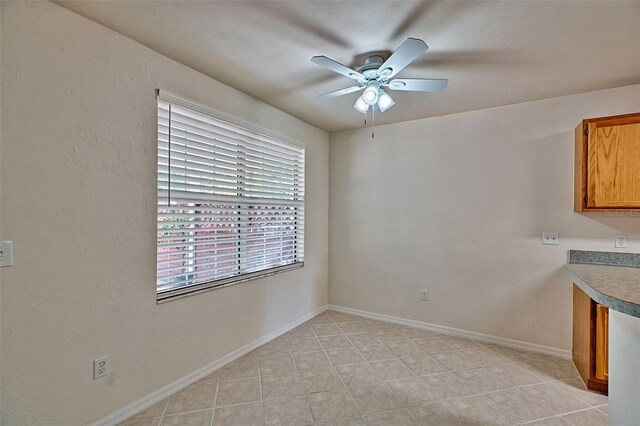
[{"xmin": 156, "ymin": 91, "xmax": 305, "ymax": 302}]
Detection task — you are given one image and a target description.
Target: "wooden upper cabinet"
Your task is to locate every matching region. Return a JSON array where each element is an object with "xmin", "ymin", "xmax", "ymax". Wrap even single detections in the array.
[{"xmin": 575, "ymin": 112, "xmax": 640, "ymax": 211}]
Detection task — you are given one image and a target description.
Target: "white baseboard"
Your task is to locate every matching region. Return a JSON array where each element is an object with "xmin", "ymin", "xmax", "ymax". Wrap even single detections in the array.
[
  {"xmin": 93, "ymin": 304, "xmax": 328, "ymax": 426},
  {"xmin": 328, "ymin": 304, "xmax": 572, "ymax": 360}
]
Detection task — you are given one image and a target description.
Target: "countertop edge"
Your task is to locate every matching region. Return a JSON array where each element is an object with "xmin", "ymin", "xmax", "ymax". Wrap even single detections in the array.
[{"xmin": 563, "ymin": 265, "xmax": 640, "ymax": 319}]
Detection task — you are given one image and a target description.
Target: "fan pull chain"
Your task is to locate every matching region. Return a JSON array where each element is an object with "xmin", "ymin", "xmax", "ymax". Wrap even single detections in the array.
[{"xmin": 371, "ymin": 107, "xmax": 375, "ymax": 139}]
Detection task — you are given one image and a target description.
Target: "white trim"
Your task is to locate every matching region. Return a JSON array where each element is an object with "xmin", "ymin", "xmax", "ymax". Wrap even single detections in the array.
[
  {"xmin": 92, "ymin": 304, "xmax": 328, "ymax": 426},
  {"xmin": 327, "ymin": 304, "xmax": 572, "ymax": 360}
]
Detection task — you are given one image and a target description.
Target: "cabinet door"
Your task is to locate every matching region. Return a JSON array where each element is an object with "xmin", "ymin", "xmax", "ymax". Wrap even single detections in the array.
[{"xmin": 587, "ymin": 118, "xmax": 640, "ymax": 208}]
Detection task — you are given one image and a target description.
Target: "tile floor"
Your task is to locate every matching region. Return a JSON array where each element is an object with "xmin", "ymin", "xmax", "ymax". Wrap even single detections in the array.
[{"xmin": 121, "ymin": 310, "xmax": 608, "ymax": 426}]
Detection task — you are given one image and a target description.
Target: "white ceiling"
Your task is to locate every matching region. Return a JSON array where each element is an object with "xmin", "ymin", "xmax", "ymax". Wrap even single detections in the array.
[{"xmin": 56, "ymin": 1, "xmax": 640, "ymax": 132}]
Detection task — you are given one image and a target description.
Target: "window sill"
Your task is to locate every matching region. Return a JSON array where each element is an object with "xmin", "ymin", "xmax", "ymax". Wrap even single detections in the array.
[{"xmin": 156, "ymin": 262, "xmax": 304, "ymax": 304}]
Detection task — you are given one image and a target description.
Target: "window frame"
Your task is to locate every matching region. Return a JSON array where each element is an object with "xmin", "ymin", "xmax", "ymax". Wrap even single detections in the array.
[{"xmin": 156, "ymin": 90, "xmax": 305, "ymax": 303}]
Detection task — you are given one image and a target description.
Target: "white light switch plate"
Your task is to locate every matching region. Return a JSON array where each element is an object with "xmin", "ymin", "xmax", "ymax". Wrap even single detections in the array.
[
  {"xmin": 615, "ymin": 234, "xmax": 628, "ymax": 248},
  {"xmin": 0, "ymin": 241, "xmax": 13, "ymax": 267},
  {"xmin": 542, "ymin": 232, "xmax": 559, "ymax": 245}
]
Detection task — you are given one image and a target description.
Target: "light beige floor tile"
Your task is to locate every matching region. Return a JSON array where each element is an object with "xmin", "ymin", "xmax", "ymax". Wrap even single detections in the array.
[
  {"xmin": 375, "ymin": 330, "xmax": 410, "ymax": 342},
  {"xmin": 120, "ymin": 311, "xmax": 606, "ymax": 426},
  {"xmin": 364, "ymin": 408, "xmax": 418, "ymax": 425},
  {"xmin": 454, "ymin": 367, "xmax": 512, "ymax": 393},
  {"xmin": 259, "ymin": 354, "xmax": 297, "ymax": 376},
  {"xmin": 369, "ymin": 359, "xmax": 415, "ymax": 381},
  {"xmin": 488, "ymin": 362, "xmax": 546, "ymax": 387},
  {"xmin": 401, "ymin": 328, "xmax": 440, "ymax": 340},
  {"xmin": 555, "ymin": 377, "xmax": 608, "ymax": 407},
  {"xmin": 385, "ymin": 340, "xmax": 427, "ymax": 357},
  {"xmin": 202, "ymin": 370, "xmax": 222, "ymax": 383},
  {"xmin": 596, "ymin": 404, "xmax": 607, "ymax": 414},
  {"xmin": 395, "ymin": 325, "xmax": 429, "ymax": 335},
  {"xmin": 285, "ymin": 326, "xmax": 315, "ymax": 339},
  {"xmin": 524, "ymin": 416, "xmax": 572, "ymax": 425},
  {"xmin": 485, "ymin": 388, "xmax": 558, "ymax": 423},
  {"xmin": 337, "ymin": 322, "xmax": 369, "ymax": 334},
  {"xmin": 490, "ymin": 345, "xmax": 544, "ymax": 362},
  {"xmin": 220, "ymin": 356, "xmax": 259, "ymax": 380},
  {"xmin": 261, "ymin": 373, "xmax": 304, "ymax": 400},
  {"xmin": 518, "ymin": 381, "xmax": 590, "ymax": 414},
  {"xmin": 316, "ymin": 416, "xmax": 366, "ymax": 426},
  {"xmin": 127, "ymin": 400, "xmax": 167, "ymax": 421},
  {"xmin": 312, "ymin": 323, "xmax": 343, "ymax": 336},
  {"xmin": 336, "ymin": 363, "xmax": 379, "ymax": 387},
  {"xmin": 326, "ymin": 348, "xmax": 366, "ymax": 366},
  {"xmin": 289, "ymin": 337, "xmax": 323, "ymax": 353},
  {"xmin": 460, "ymin": 347, "xmax": 509, "ymax": 367},
  {"xmin": 401, "ymin": 355, "xmax": 448, "ymax": 375},
  {"xmin": 562, "ymin": 408, "xmax": 608, "ymax": 426},
  {"xmin": 359, "ymin": 319, "xmax": 389, "ymax": 332},
  {"xmin": 161, "ymin": 410, "xmax": 213, "ymax": 426},
  {"xmin": 120, "ymin": 418, "xmax": 161, "ymax": 426},
  {"xmin": 518, "ymin": 358, "xmax": 579, "ymax": 381},
  {"xmin": 263, "ymin": 395, "xmax": 314, "ymax": 426},
  {"xmin": 386, "ymin": 376, "xmax": 444, "ymax": 407},
  {"xmin": 347, "ymin": 381, "xmax": 402, "ymax": 414},
  {"xmin": 355, "ymin": 344, "xmax": 395, "ymax": 362},
  {"xmin": 409, "ymin": 401, "xmax": 464, "ymax": 426},
  {"xmin": 413, "ymin": 338, "xmax": 454, "ymax": 354},
  {"xmin": 431, "ymin": 350, "xmax": 481, "ymax": 371},
  {"xmin": 318, "ymin": 335, "xmax": 353, "ymax": 350},
  {"xmin": 216, "ymin": 377, "xmax": 261, "ymax": 407},
  {"xmin": 301, "ymin": 367, "xmax": 344, "ymax": 394},
  {"xmin": 257, "ymin": 339, "xmax": 291, "ymax": 358},
  {"xmin": 439, "ymin": 336, "xmax": 483, "ymax": 350},
  {"xmin": 213, "ymin": 401, "xmax": 263, "ymax": 426},
  {"xmin": 326, "ymin": 311, "xmax": 359, "ymax": 323},
  {"xmin": 447, "ymin": 394, "xmax": 515, "ymax": 425},
  {"xmin": 345, "ymin": 332, "xmax": 380, "ymax": 348},
  {"xmin": 295, "ymin": 351, "xmax": 333, "ymax": 371},
  {"xmin": 164, "ymin": 380, "xmax": 217, "ymax": 415},
  {"xmin": 422, "ymin": 372, "xmax": 479, "ymax": 399},
  {"xmin": 308, "ymin": 389, "xmax": 359, "ymax": 423},
  {"xmin": 307, "ymin": 313, "xmax": 335, "ymax": 325}
]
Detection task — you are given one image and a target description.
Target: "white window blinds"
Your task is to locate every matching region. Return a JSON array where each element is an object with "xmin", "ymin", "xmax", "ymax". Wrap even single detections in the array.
[{"xmin": 157, "ymin": 92, "xmax": 305, "ymax": 301}]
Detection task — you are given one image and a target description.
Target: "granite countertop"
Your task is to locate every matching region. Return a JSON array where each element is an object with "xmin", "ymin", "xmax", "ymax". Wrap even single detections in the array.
[{"xmin": 563, "ymin": 250, "xmax": 640, "ymax": 318}]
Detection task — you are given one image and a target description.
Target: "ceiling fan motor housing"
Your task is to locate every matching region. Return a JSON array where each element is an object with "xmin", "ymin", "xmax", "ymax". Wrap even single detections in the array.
[{"xmin": 358, "ymin": 55, "xmax": 387, "ymax": 79}]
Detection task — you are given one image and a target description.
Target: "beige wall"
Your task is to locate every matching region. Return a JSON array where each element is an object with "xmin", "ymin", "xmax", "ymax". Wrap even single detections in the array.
[
  {"xmin": 329, "ymin": 84, "xmax": 640, "ymax": 351},
  {"xmin": 0, "ymin": 2, "xmax": 328, "ymax": 424}
]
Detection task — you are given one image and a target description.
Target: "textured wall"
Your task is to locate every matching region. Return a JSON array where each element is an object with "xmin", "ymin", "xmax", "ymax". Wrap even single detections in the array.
[
  {"xmin": 330, "ymin": 84, "xmax": 640, "ymax": 351},
  {"xmin": 0, "ymin": 2, "xmax": 328, "ymax": 424}
]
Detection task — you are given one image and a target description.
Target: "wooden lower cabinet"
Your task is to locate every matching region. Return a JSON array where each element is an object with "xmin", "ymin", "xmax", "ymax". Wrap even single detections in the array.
[{"xmin": 572, "ymin": 284, "xmax": 608, "ymax": 394}]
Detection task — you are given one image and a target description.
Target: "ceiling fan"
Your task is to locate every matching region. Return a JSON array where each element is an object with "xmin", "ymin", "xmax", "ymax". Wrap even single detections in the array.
[{"xmin": 311, "ymin": 38, "xmax": 447, "ymax": 114}]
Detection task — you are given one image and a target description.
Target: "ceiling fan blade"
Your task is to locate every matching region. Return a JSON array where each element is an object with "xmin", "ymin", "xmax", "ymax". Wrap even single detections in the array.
[
  {"xmin": 387, "ymin": 78, "xmax": 448, "ymax": 92},
  {"xmin": 311, "ymin": 56, "xmax": 365, "ymax": 81},
  {"xmin": 313, "ymin": 85, "xmax": 364, "ymax": 100},
  {"xmin": 378, "ymin": 38, "xmax": 429, "ymax": 79}
]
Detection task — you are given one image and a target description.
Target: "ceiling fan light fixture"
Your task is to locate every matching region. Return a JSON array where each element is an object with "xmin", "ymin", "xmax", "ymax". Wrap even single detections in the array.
[
  {"xmin": 363, "ymin": 86, "xmax": 379, "ymax": 106},
  {"xmin": 354, "ymin": 95, "xmax": 369, "ymax": 114},
  {"xmin": 377, "ymin": 90, "xmax": 395, "ymax": 112}
]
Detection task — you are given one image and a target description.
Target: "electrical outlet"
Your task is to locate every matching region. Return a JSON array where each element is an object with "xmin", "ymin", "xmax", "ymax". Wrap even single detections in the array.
[
  {"xmin": 542, "ymin": 232, "xmax": 559, "ymax": 245},
  {"xmin": 94, "ymin": 356, "xmax": 108, "ymax": 380},
  {"xmin": 615, "ymin": 234, "xmax": 628, "ymax": 248},
  {"xmin": 420, "ymin": 289, "xmax": 428, "ymax": 301},
  {"xmin": 0, "ymin": 241, "xmax": 13, "ymax": 267}
]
